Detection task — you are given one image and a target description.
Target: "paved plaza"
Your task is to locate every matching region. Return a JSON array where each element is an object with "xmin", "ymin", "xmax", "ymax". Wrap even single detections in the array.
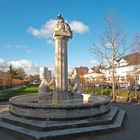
[{"xmin": 0, "ymin": 102, "xmax": 140, "ymax": 140}]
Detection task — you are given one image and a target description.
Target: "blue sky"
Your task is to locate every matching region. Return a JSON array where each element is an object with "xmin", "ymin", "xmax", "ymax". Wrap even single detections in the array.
[{"xmin": 0, "ymin": 0, "xmax": 140, "ymax": 74}]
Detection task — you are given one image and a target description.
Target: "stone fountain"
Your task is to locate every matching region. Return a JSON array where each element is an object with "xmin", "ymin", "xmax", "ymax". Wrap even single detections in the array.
[{"xmin": 0, "ymin": 15, "xmax": 125, "ymax": 140}]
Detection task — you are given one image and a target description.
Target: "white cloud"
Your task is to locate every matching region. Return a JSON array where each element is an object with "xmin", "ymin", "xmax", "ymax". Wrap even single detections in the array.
[
  {"xmin": 0, "ymin": 58, "xmax": 6, "ymax": 65},
  {"xmin": 0, "ymin": 58, "xmax": 9, "ymax": 71},
  {"xmin": 0, "ymin": 58, "xmax": 76, "ymax": 76},
  {"xmin": 90, "ymin": 60, "xmax": 100, "ymax": 66},
  {"xmin": 28, "ymin": 19, "xmax": 56, "ymax": 44},
  {"xmin": 69, "ymin": 20, "xmax": 89, "ymax": 33},
  {"xmin": 28, "ymin": 19, "xmax": 89, "ymax": 44},
  {"xmin": 0, "ymin": 58, "xmax": 39, "ymax": 75},
  {"xmin": 10, "ymin": 60, "xmax": 39, "ymax": 75}
]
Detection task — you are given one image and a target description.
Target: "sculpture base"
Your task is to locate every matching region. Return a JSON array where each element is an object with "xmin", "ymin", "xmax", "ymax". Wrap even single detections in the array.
[
  {"xmin": 9, "ymin": 94, "xmax": 110, "ymax": 120},
  {"xmin": 0, "ymin": 106, "xmax": 125, "ymax": 140},
  {"xmin": 0, "ymin": 93, "xmax": 125, "ymax": 139}
]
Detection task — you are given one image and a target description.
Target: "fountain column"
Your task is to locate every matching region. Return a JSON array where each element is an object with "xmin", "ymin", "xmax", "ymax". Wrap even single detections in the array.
[{"xmin": 53, "ymin": 14, "xmax": 72, "ymax": 94}]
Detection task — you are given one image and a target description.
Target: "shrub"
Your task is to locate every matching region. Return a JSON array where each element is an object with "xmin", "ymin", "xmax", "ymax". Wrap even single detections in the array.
[
  {"xmin": 101, "ymin": 90, "xmax": 112, "ymax": 96},
  {"xmin": 83, "ymin": 87, "xmax": 112, "ymax": 96}
]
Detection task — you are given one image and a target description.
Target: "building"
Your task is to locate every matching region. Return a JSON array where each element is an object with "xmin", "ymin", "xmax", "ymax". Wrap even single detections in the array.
[
  {"xmin": 84, "ymin": 66, "xmax": 105, "ymax": 85},
  {"xmin": 69, "ymin": 66, "xmax": 88, "ymax": 85},
  {"xmin": 39, "ymin": 67, "xmax": 52, "ymax": 80},
  {"xmin": 73, "ymin": 52, "xmax": 140, "ymax": 87},
  {"xmin": 115, "ymin": 52, "xmax": 140, "ymax": 86},
  {"xmin": 70, "ymin": 66, "xmax": 88, "ymax": 79}
]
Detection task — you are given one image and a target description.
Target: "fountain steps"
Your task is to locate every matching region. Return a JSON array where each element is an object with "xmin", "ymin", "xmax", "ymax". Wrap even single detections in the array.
[
  {"xmin": 1, "ymin": 106, "xmax": 118, "ymax": 131},
  {"xmin": 0, "ymin": 106, "xmax": 125, "ymax": 140}
]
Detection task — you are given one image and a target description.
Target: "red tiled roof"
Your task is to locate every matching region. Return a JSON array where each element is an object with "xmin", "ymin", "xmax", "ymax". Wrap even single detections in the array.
[
  {"xmin": 123, "ymin": 52, "xmax": 140, "ymax": 65},
  {"xmin": 75, "ymin": 67, "xmax": 88, "ymax": 75}
]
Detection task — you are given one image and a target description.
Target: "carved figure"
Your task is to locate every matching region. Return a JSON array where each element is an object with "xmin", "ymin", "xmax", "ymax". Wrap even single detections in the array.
[
  {"xmin": 69, "ymin": 75, "xmax": 83, "ymax": 93},
  {"xmin": 38, "ymin": 78, "xmax": 53, "ymax": 94},
  {"xmin": 54, "ymin": 14, "xmax": 72, "ymax": 33}
]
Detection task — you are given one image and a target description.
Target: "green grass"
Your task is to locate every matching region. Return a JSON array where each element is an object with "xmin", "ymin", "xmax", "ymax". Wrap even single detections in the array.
[
  {"xmin": 83, "ymin": 87, "xmax": 137, "ymax": 97},
  {"xmin": 0, "ymin": 84, "xmax": 38, "ymax": 100},
  {"xmin": 1, "ymin": 84, "xmax": 137, "ymax": 101}
]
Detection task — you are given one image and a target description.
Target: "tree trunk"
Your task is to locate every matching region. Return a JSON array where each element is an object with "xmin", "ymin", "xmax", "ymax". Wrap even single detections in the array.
[
  {"xmin": 112, "ymin": 67, "xmax": 116, "ymax": 101},
  {"xmin": 112, "ymin": 47, "xmax": 116, "ymax": 102}
]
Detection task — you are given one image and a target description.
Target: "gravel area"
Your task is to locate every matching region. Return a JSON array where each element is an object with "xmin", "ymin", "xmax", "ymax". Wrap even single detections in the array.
[{"xmin": 0, "ymin": 102, "xmax": 140, "ymax": 140}]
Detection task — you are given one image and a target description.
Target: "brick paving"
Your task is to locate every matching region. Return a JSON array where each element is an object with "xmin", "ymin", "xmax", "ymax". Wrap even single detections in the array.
[{"xmin": 0, "ymin": 102, "xmax": 140, "ymax": 140}]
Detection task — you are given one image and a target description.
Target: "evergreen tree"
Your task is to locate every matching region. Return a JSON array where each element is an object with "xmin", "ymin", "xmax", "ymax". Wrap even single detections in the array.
[{"xmin": 8, "ymin": 64, "xmax": 18, "ymax": 79}]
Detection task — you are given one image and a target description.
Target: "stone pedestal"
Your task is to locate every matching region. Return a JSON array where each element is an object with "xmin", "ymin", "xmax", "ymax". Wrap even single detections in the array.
[
  {"xmin": 53, "ymin": 16, "xmax": 72, "ymax": 95},
  {"xmin": 54, "ymin": 35, "xmax": 69, "ymax": 93}
]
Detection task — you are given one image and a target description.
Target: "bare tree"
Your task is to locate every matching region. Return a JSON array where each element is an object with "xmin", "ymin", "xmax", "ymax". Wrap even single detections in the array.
[
  {"xmin": 16, "ymin": 68, "xmax": 27, "ymax": 80},
  {"xmin": 131, "ymin": 33, "xmax": 140, "ymax": 52},
  {"xmin": 91, "ymin": 13, "xmax": 130, "ymax": 101}
]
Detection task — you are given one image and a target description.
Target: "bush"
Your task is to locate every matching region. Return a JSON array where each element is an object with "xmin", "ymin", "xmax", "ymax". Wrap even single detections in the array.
[
  {"xmin": 117, "ymin": 92, "xmax": 129, "ymax": 97},
  {"xmin": 83, "ymin": 87, "xmax": 101, "ymax": 93},
  {"xmin": 101, "ymin": 90, "xmax": 112, "ymax": 96},
  {"xmin": 83, "ymin": 87, "xmax": 112, "ymax": 96}
]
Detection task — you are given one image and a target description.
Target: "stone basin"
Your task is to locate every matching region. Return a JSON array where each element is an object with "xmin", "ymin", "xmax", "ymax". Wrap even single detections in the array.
[{"xmin": 9, "ymin": 94, "xmax": 110, "ymax": 120}]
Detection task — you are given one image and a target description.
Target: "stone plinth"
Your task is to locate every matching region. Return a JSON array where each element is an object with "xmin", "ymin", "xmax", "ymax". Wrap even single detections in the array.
[{"xmin": 9, "ymin": 94, "xmax": 110, "ymax": 120}]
